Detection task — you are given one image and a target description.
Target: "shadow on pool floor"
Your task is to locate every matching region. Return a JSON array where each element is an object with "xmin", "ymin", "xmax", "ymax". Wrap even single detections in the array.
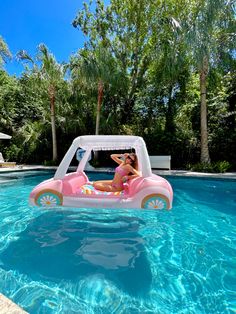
[{"xmin": 1, "ymin": 210, "xmax": 152, "ymax": 297}]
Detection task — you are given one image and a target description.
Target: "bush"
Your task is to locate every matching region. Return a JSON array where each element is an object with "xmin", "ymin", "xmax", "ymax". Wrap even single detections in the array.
[
  {"xmin": 188, "ymin": 161, "xmax": 231, "ymax": 173},
  {"xmin": 43, "ymin": 160, "xmax": 58, "ymax": 166},
  {"xmin": 213, "ymin": 161, "xmax": 231, "ymax": 173},
  {"xmin": 5, "ymin": 144, "xmax": 21, "ymax": 161}
]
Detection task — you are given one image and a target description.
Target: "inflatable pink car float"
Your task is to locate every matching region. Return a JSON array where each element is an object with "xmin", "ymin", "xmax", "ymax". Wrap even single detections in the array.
[{"xmin": 29, "ymin": 135, "xmax": 173, "ymax": 210}]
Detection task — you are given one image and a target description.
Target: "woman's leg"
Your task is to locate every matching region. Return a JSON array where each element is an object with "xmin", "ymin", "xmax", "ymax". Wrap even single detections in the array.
[
  {"xmin": 93, "ymin": 180, "xmax": 120, "ymax": 192},
  {"xmin": 93, "ymin": 180, "xmax": 112, "ymax": 191}
]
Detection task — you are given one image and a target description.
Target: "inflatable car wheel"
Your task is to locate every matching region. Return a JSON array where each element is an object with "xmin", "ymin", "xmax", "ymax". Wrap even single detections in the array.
[
  {"xmin": 141, "ymin": 193, "xmax": 170, "ymax": 210},
  {"xmin": 35, "ymin": 190, "xmax": 63, "ymax": 207}
]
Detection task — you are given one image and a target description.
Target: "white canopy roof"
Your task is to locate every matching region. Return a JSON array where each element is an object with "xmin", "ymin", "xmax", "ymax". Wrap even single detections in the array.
[
  {"xmin": 74, "ymin": 135, "xmax": 145, "ymax": 150},
  {"xmin": 54, "ymin": 135, "xmax": 152, "ymax": 179},
  {"xmin": 0, "ymin": 132, "xmax": 12, "ymax": 139}
]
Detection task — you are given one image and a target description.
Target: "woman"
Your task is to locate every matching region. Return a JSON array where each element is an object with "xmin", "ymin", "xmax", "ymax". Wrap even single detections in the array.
[{"xmin": 93, "ymin": 153, "xmax": 140, "ymax": 192}]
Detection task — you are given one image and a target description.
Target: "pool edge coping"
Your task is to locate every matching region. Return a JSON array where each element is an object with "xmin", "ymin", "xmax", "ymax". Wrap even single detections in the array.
[
  {"xmin": 0, "ymin": 293, "xmax": 28, "ymax": 313},
  {"xmin": 0, "ymin": 165, "xmax": 236, "ymax": 180}
]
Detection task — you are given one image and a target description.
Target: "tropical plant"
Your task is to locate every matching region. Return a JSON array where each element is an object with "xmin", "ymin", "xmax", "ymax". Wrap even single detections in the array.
[
  {"xmin": 184, "ymin": 0, "xmax": 235, "ymax": 163},
  {"xmin": 17, "ymin": 44, "xmax": 67, "ymax": 161},
  {"xmin": 0, "ymin": 1, "xmax": 235, "ymax": 170},
  {"xmin": 188, "ymin": 160, "xmax": 231, "ymax": 173},
  {"xmin": 70, "ymin": 45, "xmax": 127, "ymax": 135},
  {"xmin": 72, "ymin": 0, "xmax": 157, "ymax": 122},
  {"xmin": 0, "ymin": 70, "xmax": 18, "ymax": 130}
]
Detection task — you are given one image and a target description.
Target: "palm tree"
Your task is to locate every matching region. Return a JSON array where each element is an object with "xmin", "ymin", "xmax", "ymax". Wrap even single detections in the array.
[
  {"xmin": 38, "ymin": 44, "xmax": 67, "ymax": 161},
  {"xmin": 18, "ymin": 44, "xmax": 66, "ymax": 161},
  {"xmin": 185, "ymin": 0, "xmax": 235, "ymax": 163},
  {"xmin": 70, "ymin": 46, "xmax": 127, "ymax": 136}
]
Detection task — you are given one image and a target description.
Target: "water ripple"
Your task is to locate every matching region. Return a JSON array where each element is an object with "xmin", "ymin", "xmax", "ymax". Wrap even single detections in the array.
[{"xmin": 0, "ymin": 173, "xmax": 235, "ymax": 313}]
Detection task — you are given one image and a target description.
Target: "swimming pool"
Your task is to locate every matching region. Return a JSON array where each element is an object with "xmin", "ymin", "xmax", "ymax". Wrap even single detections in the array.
[{"xmin": 0, "ymin": 171, "xmax": 235, "ymax": 313}]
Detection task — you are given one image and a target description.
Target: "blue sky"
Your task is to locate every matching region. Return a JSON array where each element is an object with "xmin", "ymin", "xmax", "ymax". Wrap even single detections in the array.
[{"xmin": 0, "ymin": 0, "xmax": 88, "ymax": 76}]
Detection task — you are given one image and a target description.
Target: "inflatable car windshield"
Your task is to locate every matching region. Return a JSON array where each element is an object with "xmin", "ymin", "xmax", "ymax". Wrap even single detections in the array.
[{"xmin": 29, "ymin": 135, "xmax": 173, "ymax": 210}]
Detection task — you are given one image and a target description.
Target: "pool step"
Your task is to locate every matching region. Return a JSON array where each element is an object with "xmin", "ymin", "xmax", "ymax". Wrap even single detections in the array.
[{"xmin": 0, "ymin": 293, "xmax": 28, "ymax": 313}]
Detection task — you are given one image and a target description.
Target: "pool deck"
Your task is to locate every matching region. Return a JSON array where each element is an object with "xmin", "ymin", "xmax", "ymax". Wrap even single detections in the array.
[
  {"xmin": 154, "ymin": 169, "xmax": 236, "ymax": 179},
  {"xmin": 0, "ymin": 293, "xmax": 27, "ymax": 314},
  {"xmin": 0, "ymin": 164, "xmax": 236, "ymax": 179}
]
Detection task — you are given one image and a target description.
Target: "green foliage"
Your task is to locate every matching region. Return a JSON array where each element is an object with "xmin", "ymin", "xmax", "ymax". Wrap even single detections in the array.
[
  {"xmin": 43, "ymin": 160, "xmax": 58, "ymax": 166},
  {"xmin": 188, "ymin": 161, "xmax": 231, "ymax": 173},
  {"xmin": 89, "ymin": 159, "xmax": 100, "ymax": 168},
  {"xmin": 4, "ymin": 144, "xmax": 21, "ymax": 161},
  {"xmin": 0, "ymin": 0, "xmax": 235, "ymax": 169},
  {"xmin": 0, "ymin": 36, "xmax": 11, "ymax": 67},
  {"xmin": 215, "ymin": 161, "xmax": 232, "ymax": 173}
]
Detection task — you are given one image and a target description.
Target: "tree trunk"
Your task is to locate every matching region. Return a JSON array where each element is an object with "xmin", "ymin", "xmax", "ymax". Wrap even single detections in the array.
[
  {"xmin": 200, "ymin": 56, "xmax": 210, "ymax": 164},
  {"xmin": 49, "ymin": 85, "xmax": 57, "ymax": 162},
  {"xmin": 95, "ymin": 80, "xmax": 103, "ymax": 135},
  {"xmin": 165, "ymin": 87, "xmax": 175, "ymax": 134},
  {"xmin": 94, "ymin": 80, "xmax": 103, "ymax": 161}
]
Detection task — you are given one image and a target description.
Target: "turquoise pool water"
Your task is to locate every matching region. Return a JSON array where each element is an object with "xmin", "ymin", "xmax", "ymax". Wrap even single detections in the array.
[{"xmin": 0, "ymin": 171, "xmax": 235, "ymax": 313}]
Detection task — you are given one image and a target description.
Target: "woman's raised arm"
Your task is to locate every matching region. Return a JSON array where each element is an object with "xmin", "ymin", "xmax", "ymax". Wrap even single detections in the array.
[{"xmin": 110, "ymin": 154, "xmax": 123, "ymax": 165}]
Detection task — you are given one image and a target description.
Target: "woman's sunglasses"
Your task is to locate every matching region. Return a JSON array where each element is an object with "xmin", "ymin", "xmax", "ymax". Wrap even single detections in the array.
[{"xmin": 127, "ymin": 155, "xmax": 135, "ymax": 162}]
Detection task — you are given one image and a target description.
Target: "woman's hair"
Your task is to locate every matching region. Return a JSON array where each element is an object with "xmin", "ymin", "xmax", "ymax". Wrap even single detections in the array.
[{"xmin": 128, "ymin": 153, "xmax": 138, "ymax": 170}]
